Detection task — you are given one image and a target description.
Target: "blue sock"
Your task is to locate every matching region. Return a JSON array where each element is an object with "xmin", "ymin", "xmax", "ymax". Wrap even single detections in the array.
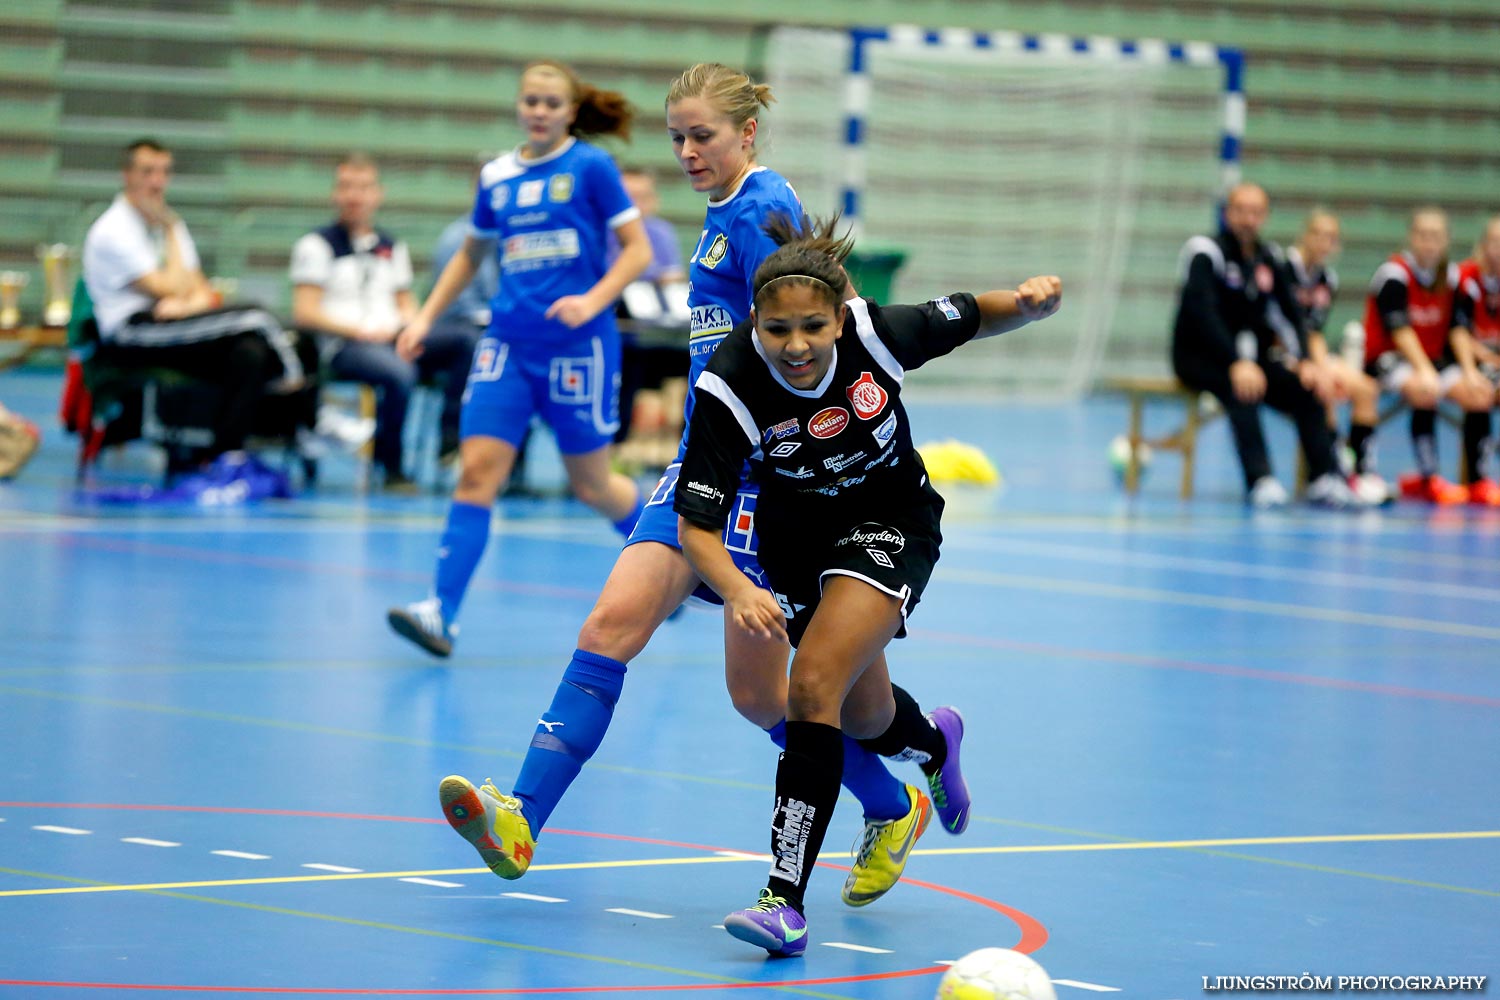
[
  {"xmin": 764, "ymin": 718, "xmax": 909, "ymax": 821},
  {"xmin": 512, "ymin": 648, "xmax": 627, "ymax": 834},
  {"xmin": 611, "ymin": 492, "xmax": 645, "ymax": 537},
  {"xmin": 433, "ymin": 500, "xmax": 490, "ymax": 624}
]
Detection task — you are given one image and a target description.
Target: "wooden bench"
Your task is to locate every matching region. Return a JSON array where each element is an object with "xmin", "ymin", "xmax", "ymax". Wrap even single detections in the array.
[
  {"xmin": 1098, "ymin": 374, "xmax": 1210, "ymax": 499},
  {"xmin": 1100, "ymin": 373, "xmax": 1465, "ymax": 498}
]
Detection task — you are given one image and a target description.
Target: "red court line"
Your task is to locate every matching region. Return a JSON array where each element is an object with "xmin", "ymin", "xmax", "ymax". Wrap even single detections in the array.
[
  {"xmin": 913, "ymin": 629, "xmax": 1500, "ymax": 708},
  {"xmin": 0, "ymin": 804, "xmax": 1044, "ymax": 995}
]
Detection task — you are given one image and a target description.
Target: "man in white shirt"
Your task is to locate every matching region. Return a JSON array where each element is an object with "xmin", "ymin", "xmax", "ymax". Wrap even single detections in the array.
[
  {"xmin": 82, "ymin": 138, "xmax": 309, "ymax": 460},
  {"xmin": 291, "ymin": 154, "xmax": 476, "ymax": 492}
]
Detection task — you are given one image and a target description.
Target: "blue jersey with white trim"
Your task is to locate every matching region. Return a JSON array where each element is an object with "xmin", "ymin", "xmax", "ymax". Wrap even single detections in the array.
[
  {"xmin": 681, "ymin": 166, "xmax": 803, "ymax": 438},
  {"xmin": 470, "ymin": 138, "xmax": 640, "ymax": 344}
]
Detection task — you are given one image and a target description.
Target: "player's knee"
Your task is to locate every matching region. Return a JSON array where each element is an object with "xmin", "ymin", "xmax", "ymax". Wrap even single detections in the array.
[
  {"xmin": 786, "ymin": 668, "xmax": 844, "ymax": 722},
  {"xmin": 454, "ymin": 453, "xmax": 505, "ymax": 501},
  {"xmin": 568, "ymin": 474, "xmax": 609, "ymax": 509},
  {"xmin": 577, "ymin": 600, "xmax": 652, "ymax": 663},
  {"xmin": 726, "ymin": 672, "xmax": 785, "ymax": 730}
]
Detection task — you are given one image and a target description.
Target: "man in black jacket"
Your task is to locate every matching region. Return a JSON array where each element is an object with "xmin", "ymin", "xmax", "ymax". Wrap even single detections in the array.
[{"xmin": 1172, "ymin": 183, "xmax": 1361, "ymax": 508}]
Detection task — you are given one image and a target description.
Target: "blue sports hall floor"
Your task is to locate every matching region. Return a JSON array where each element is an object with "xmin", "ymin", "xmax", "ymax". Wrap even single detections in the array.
[{"xmin": 1, "ymin": 366, "xmax": 1496, "ymax": 998}]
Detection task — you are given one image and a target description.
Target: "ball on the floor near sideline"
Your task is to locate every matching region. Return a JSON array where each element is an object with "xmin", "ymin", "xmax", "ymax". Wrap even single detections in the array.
[
  {"xmin": 1107, "ymin": 434, "xmax": 1152, "ymax": 483},
  {"xmin": 935, "ymin": 947, "xmax": 1058, "ymax": 1000}
]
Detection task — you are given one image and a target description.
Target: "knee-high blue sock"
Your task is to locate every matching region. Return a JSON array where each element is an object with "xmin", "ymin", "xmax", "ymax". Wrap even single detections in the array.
[
  {"xmin": 512, "ymin": 648, "xmax": 627, "ymax": 834},
  {"xmin": 765, "ymin": 718, "xmax": 909, "ymax": 822},
  {"xmin": 433, "ymin": 500, "xmax": 490, "ymax": 624},
  {"xmin": 611, "ymin": 492, "xmax": 645, "ymax": 537}
]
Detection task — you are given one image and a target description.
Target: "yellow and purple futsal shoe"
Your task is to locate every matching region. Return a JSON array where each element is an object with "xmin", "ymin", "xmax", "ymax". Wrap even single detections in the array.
[
  {"xmin": 438, "ymin": 775, "xmax": 535, "ymax": 880},
  {"xmin": 926, "ymin": 706, "xmax": 972, "ymax": 834},
  {"xmin": 723, "ymin": 888, "xmax": 809, "ymax": 956},
  {"xmin": 841, "ymin": 783, "xmax": 932, "ymax": 907}
]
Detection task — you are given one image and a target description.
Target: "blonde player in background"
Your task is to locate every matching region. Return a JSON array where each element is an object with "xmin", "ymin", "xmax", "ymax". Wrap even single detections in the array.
[{"xmin": 387, "ymin": 60, "xmax": 651, "ymax": 657}]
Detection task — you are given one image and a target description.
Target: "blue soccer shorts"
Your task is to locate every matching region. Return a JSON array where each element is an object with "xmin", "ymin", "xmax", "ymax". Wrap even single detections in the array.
[
  {"xmin": 629, "ymin": 462, "xmax": 770, "ymax": 605},
  {"xmin": 460, "ymin": 333, "xmax": 622, "ymax": 455}
]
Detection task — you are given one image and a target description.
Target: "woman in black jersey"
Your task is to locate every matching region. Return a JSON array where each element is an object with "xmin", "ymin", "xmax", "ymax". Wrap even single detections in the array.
[{"xmin": 674, "ymin": 215, "xmax": 1061, "ymax": 955}]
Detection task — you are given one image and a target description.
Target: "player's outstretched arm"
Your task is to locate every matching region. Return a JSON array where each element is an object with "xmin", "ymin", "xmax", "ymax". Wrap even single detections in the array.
[{"xmin": 972, "ymin": 275, "xmax": 1063, "ymax": 340}]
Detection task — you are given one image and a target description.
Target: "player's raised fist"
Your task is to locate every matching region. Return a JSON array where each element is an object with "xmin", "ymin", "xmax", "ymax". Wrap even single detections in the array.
[{"xmin": 1015, "ymin": 276, "xmax": 1062, "ymax": 320}]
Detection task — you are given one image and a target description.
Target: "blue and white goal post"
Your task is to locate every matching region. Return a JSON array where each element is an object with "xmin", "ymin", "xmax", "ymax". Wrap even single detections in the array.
[{"xmin": 765, "ymin": 26, "xmax": 1245, "ymax": 393}]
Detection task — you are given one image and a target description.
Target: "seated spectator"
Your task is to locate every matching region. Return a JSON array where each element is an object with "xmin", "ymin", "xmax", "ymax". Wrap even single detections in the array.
[
  {"xmin": 291, "ymin": 153, "xmax": 475, "ymax": 493},
  {"xmin": 82, "ymin": 138, "xmax": 327, "ymax": 468},
  {"xmin": 1449, "ymin": 214, "xmax": 1500, "ymax": 506},
  {"xmin": 1360, "ymin": 207, "xmax": 1494, "ymax": 505},
  {"xmin": 1270, "ymin": 208, "xmax": 1390, "ymax": 504},
  {"xmin": 609, "ymin": 168, "xmax": 689, "ymax": 471},
  {"xmin": 1171, "ymin": 182, "xmax": 1362, "ymax": 508}
]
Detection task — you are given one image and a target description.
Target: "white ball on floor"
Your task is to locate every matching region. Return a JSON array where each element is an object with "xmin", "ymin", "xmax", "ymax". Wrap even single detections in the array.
[
  {"xmin": 1107, "ymin": 434, "xmax": 1152, "ymax": 482},
  {"xmin": 936, "ymin": 947, "xmax": 1058, "ymax": 1000}
]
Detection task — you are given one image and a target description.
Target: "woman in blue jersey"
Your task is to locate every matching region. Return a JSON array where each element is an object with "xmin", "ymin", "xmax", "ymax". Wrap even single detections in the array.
[
  {"xmin": 437, "ymin": 64, "xmax": 961, "ymax": 911},
  {"xmin": 388, "ymin": 60, "xmax": 651, "ymax": 656}
]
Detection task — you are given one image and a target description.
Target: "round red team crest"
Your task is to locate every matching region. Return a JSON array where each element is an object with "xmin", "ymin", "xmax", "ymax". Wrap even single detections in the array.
[
  {"xmin": 809, "ymin": 406, "xmax": 850, "ymax": 439},
  {"xmin": 845, "ymin": 371, "xmax": 888, "ymax": 420}
]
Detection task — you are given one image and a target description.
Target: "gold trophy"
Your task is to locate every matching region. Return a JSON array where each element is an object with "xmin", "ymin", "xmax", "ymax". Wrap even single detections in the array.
[
  {"xmin": 0, "ymin": 271, "xmax": 27, "ymax": 330},
  {"xmin": 37, "ymin": 243, "xmax": 77, "ymax": 328}
]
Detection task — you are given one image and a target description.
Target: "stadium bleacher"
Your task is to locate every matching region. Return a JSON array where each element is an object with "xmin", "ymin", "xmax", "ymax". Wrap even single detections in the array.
[{"xmin": 1, "ymin": 0, "xmax": 1496, "ymax": 347}]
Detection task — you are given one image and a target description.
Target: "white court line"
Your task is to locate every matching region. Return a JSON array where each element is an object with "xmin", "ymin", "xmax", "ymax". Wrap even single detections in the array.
[
  {"xmin": 1052, "ymin": 979, "xmax": 1122, "ymax": 992},
  {"xmin": 400, "ymin": 877, "xmax": 463, "ymax": 888},
  {"xmin": 714, "ymin": 850, "xmax": 770, "ymax": 860},
  {"xmin": 211, "ymin": 850, "xmax": 270, "ymax": 860},
  {"xmin": 940, "ymin": 568, "xmax": 1500, "ymax": 642},
  {"xmin": 302, "ymin": 863, "xmax": 362, "ymax": 873},
  {"xmin": 502, "ymin": 892, "xmax": 567, "ymax": 903},
  {"xmin": 121, "ymin": 837, "xmax": 179, "ymax": 847},
  {"xmin": 605, "ymin": 907, "xmax": 672, "ymax": 919},
  {"xmin": 822, "ymin": 942, "xmax": 892, "ymax": 954},
  {"xmin": 33, "ymin": 825, "xmax": 90, "ymax": 835}
]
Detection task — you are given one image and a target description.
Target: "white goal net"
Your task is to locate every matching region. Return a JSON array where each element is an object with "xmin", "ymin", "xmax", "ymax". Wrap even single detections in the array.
[{"xmin": 763, "ymin": 27, "xmax": 1229, "ymax": 396}]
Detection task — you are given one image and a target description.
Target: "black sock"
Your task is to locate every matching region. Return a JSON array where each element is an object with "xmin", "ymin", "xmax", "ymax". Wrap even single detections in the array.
[
  {"xmin": 1348, "ymin": 423, "xmax": 1375, "ymax": 475},
  {"xmin": 856, "ymin": 684, "xmax": 946, "ymax": 776},
  {"xmin": 1411, "ymin": 409, "xmax": 1438, "ymax": 477},
  {"xmin": 1463, "ymin": 410, "xmax": 1492, "ymax": 484},
  {"xmin": 765, "ymin": 721, "xmax": 843, "ymax": 912}
]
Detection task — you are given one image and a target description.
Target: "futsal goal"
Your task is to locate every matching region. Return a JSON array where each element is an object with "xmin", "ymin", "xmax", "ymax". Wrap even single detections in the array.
[{"xmin": 763, "ymin": 25, "xmax": 1244, "ymax": 396}]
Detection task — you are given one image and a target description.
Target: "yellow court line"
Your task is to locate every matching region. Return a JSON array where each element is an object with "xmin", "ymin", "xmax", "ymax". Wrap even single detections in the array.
[
  {"xmin": 3, "ymin": 830, "xmax": 1495, "ymax": 899},
  {"xmin": 906, "ymin": 830, "xmax": 1500, "ymax": 857}
]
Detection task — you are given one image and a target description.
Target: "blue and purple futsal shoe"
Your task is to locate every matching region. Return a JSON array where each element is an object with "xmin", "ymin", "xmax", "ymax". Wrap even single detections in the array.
[
  {"xmin": 926, "ymin": 706, "xmax": 972, "ymax": 834},
  {"xmin": 723, "ymin": 889, "xmax": 808, "ymax": 956}
]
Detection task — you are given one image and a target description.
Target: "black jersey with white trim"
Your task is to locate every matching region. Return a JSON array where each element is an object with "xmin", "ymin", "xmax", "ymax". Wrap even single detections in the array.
[{"xmin": 674, "ymin": 293, "xmax": 981, "ymax": 530}]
